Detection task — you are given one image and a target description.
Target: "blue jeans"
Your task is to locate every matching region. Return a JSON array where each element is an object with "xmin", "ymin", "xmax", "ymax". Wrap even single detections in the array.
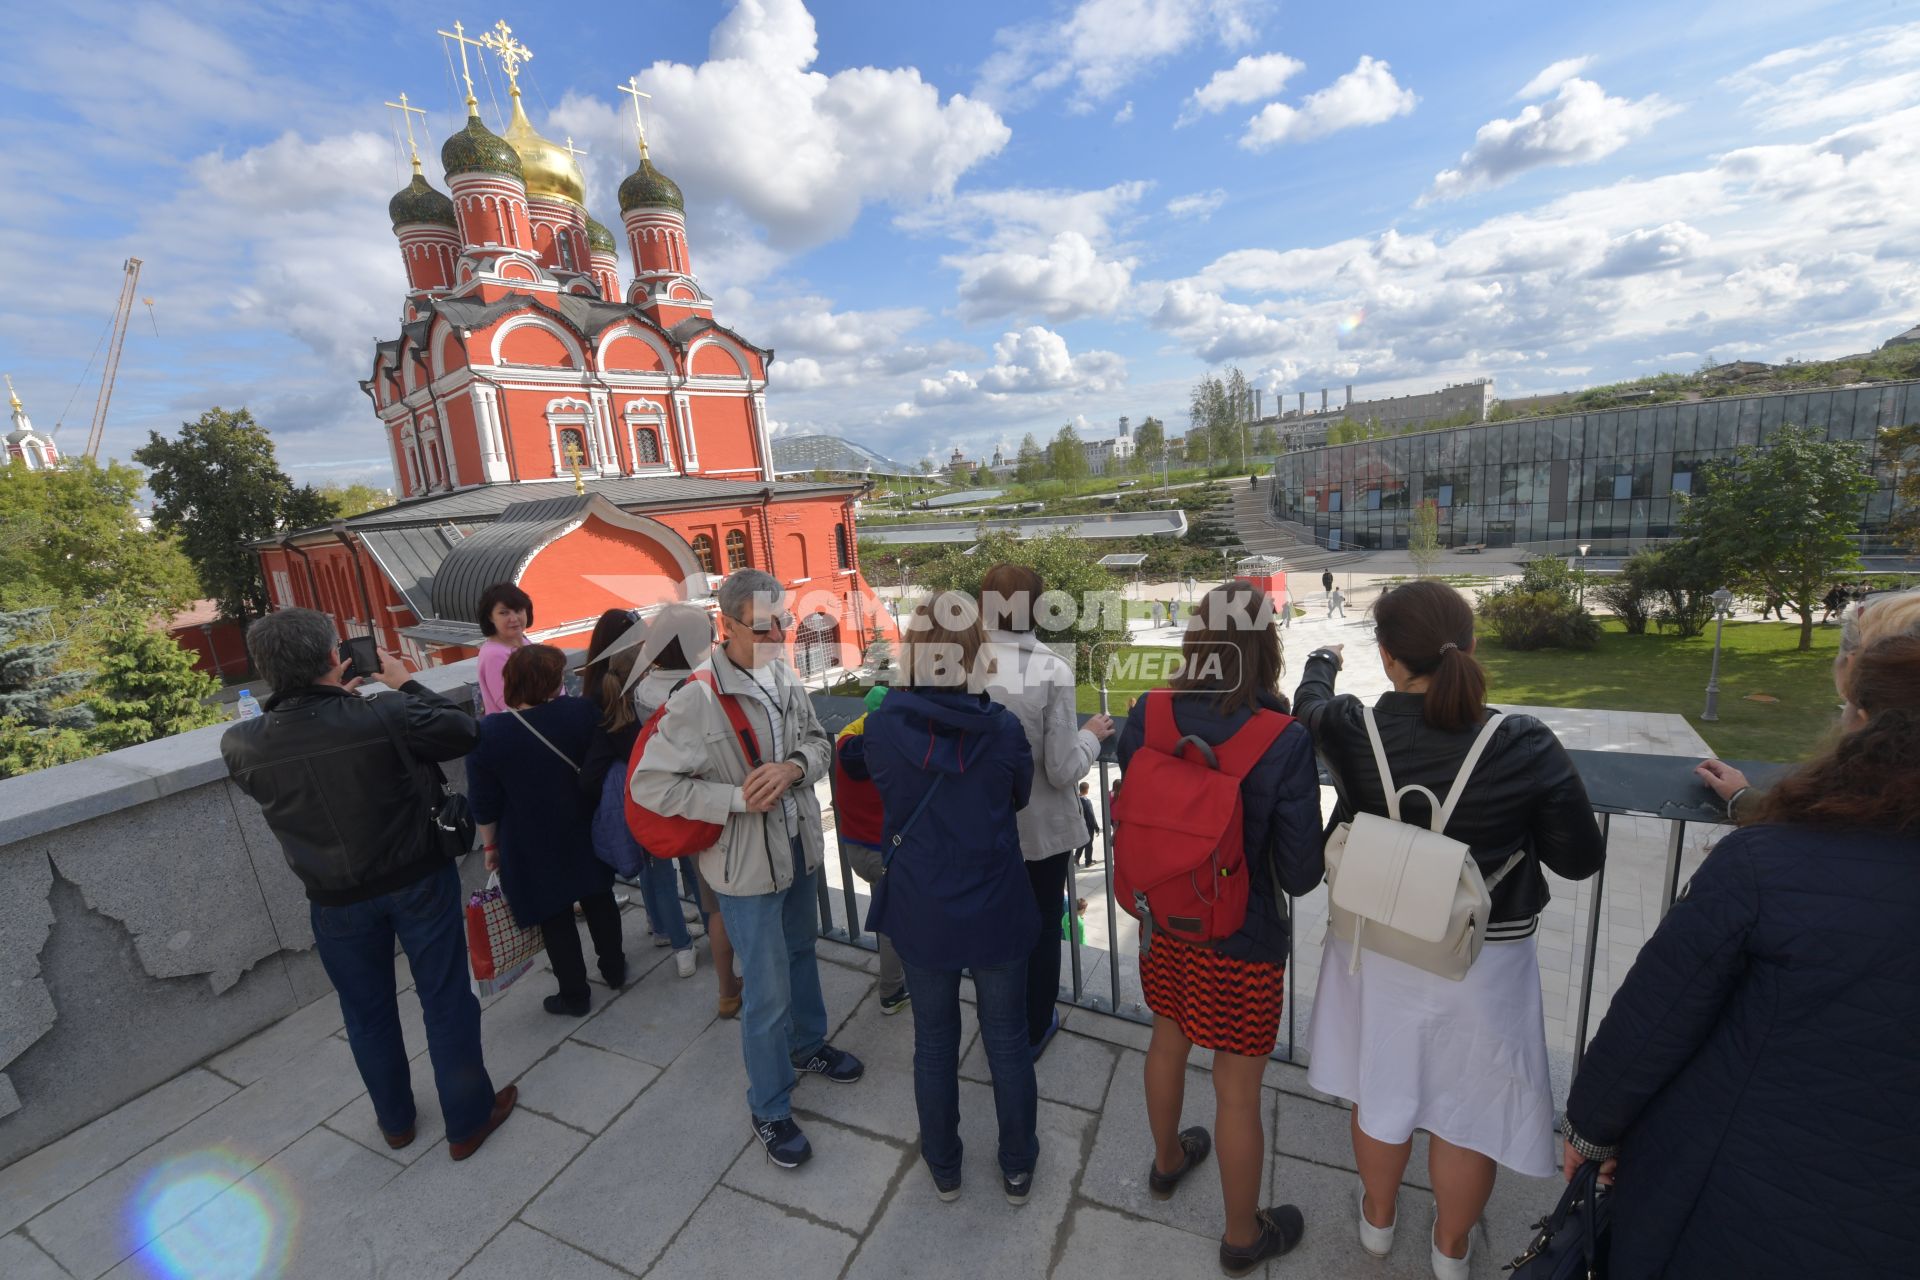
[
  {"xmin": 636, "ymin": 857, "xmax": 691, "ymax": 950},
  {"xmin": 902, "ymin": 958, "xmax": 1038, "ymax": 1182},
  {"xmin": 309, "ymin": 864, "xmax": 496, "ymax": 1143},
  {"xmin": 713, "ymin": 843, "xmax": 829, "ymax": 1122}
]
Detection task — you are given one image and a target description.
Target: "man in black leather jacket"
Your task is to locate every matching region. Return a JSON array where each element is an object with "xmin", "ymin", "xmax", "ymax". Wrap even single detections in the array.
[{"xmin": 223, "ymin": 608, "xmax": 514, "ymax": 1161}]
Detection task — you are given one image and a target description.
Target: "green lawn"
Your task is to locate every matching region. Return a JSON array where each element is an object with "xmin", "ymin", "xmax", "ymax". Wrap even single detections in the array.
[{"xmin": 1475, "ymin": 619, "xmax": 1841, "ymax": 763}]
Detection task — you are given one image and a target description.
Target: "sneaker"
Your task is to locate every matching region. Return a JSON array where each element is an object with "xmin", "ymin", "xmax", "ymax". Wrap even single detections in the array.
[
  {"xmin": 752, "ymin": 1116, "xmax": 812, "ymax": 1169},
  {"xmin": 674, "ymin": 948, "xmax": 696, "ymax": 978},
  {"xmin": 1030, "ymin": 1009, "xmax": 1061, "ymax": 1063},
  {"xmin": 1429, "ymin": 1223, "xmax": 1471, "ymax": 1280},
  {"xmin": 933, "ymin": 1171, "xmax": 962, "ymax": 1202},
  {"xmin": 1148, "ymin": 1127, "xmax": 1213, "ymax": 1200},
  {"xmin": 793, "ymin": 1043, "xmax": 865, "ymax": 1083},
  {"xmin": 1003, "ymin": 1169, "xmax": 1033, "ymax": 1206},
  {"xmin": 1218, "ymin": 1205, "xmax": 1305, "ymax": 1277},
  {"xmin": 879, "ymin": 988, "xmax": 911, "ymax": 1015},
  {"xmin": 1357, "ymin": 1181, "xmax": 1396, "ymax": 1257}
]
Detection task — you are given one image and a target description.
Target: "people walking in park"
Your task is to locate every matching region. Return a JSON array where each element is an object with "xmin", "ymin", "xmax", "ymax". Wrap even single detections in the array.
[
  {"xmin": 627, "ymin": 604, "xmax": 742, "ymax": 1011},
  {"xmin": 222, "ymin": 608, "xmax": 515, "ymax": 1162},
  {"xmin": 1076, "ymin": 781, "xmax": 1100, "ymax": 867},
  {"xmin": 468, "ymin": 645, "xmax": 626, "ymax": 1018},
  {"xmin": 861, "ymin": 590, "xmax": 1041, "ymax": 1204},
  {"xmin": 630, "ymin": 569, "xmax": 861, "ymax": 1170},
  {"xmin": 833, "ymin": 686, "xmax": 909, "ymax": 1014},
  {"xmin": 474, "ymin": 582, "xmax": 534, "ymax": 714},
  {"xmin": 1564, "ymin": 632, "xmax": 1920, "ymax": 1280},
  {"xmin": 1114, "ymin": 581, "xmax": 1324, "ymax": 1275},
  {"xmin": 1294, "ymin": 581, "xmax": 1605, "ymax": 1278},
  {"xmin": 1322, "ymin": 568, "xmax": 1335, "ymax": 600},
  {"xmin": 979, "ymin": 562, "xmax": 1116, "ymax": 1061},
  {"xmin": 1327, "ymin": 586, "xmax": 1346, "ymax": 618}
]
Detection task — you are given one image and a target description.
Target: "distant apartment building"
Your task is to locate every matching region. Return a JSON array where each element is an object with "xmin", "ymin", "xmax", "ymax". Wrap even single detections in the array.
[{"xmin": 1081, "ymin": 416, "xmax": 1136, "ymax": 474}]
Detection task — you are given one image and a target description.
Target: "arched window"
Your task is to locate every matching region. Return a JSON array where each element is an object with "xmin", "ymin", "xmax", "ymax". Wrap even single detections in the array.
[
  {"xmin": 795, "ymin": 612, "xmax": 839, "ymax": 678},
  {"xmin": 633, "ymin": 427, "xmax": 661, "ymax": 465},
  {"xmin": 692, "ymin": 534, "xmax": 716, "ymax": 574},
  {"xmin": 834, "ymin": 523, "xmax": 851, "ymax": 571},
  {"xmin": 557, "ymin": 232, "xmax": 576, "ymax": 271},
  {"xmin": 557, "ymin": 427, "xmax": 587, "ymax": 474},
  {"xmin": 725, "ymin": 529, "xmax": 750, "ymax": 572}
]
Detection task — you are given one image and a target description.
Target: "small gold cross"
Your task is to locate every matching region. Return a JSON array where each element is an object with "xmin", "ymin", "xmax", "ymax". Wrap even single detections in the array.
[
  {"xmin": 437, "ymin": 20, "xmax": 487, "ymax": 112},
  {"xmin": 384, "ymin": 92, "xmax": 429, "ymax": 173},
  {"xmin": 482, "ymin": 20, "xmax": 533, "ymax": 93},
  {"xmin": 616, "ymin": 76, "xmax": 653, "ymax": 158}
]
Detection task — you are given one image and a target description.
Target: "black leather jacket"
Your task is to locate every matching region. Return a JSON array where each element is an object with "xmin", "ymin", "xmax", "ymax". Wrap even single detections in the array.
[
  {"xmin": 222, "ymin": 682, "xmax": 479, "ymax": 905},
  {"xmin": 1293, "ymin": 651, "xmax": 1605, "ymax": 930}
]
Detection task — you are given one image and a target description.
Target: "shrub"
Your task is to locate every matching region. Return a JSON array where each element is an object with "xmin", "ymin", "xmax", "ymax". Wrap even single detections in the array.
[{"xmin": 1478, "ymin": 589, "xmax": 1602, "ymax": 651}]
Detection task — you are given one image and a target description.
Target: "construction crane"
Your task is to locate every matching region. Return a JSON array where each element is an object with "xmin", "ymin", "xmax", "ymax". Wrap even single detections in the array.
[{"xmin": 84, "ymin": 257, "xmax": 143, "ymax": 460}]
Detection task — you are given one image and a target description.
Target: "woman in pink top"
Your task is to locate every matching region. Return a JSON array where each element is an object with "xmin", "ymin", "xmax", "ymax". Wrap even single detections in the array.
[{"xmin": 475, "ymin": 583, "xmax": 533, "ymax": 715}]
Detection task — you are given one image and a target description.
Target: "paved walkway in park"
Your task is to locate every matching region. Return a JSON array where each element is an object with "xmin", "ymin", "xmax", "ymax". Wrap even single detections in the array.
[{"xmin": 0, "ymin": 919, "xmax": 1568, "ymax": 1280}]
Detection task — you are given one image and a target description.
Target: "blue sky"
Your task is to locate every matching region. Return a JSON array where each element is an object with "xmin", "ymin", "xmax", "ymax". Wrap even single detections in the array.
[{"xmin": 3, "ymin": 0, "xmax": 1917, "ymax": 484}]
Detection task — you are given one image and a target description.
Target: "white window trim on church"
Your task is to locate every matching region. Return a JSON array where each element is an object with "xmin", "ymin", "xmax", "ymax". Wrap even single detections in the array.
[
  {"xmin": 622, "ymin": 399, "xmax": 675, "ymax": 475},
  {"xmin": 544, "ymin": 396, "xmax": 604, "ymax": 477}
]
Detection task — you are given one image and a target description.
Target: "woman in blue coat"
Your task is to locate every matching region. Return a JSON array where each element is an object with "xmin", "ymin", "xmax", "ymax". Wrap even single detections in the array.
[
  {"xmin": 1563, "ymin": 633, "xmax": 1920, "ymax": 1278},
  {"xmin": 854, "ymin": 590, "xmax": 1039, "ymax": 1205},
  {"xmin": 468, "ymin": 644, "xmax": 624, "ymax": 1017}
]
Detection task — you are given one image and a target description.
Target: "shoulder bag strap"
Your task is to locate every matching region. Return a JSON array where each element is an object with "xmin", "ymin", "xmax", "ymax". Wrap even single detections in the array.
[
  {"xmin": 1211, "ymin": 709, "xmax": 1292, "ymax": 779},
  {"xmin": 1360, "ymin": 705, "xmax": 1403, "ymax": 821},
  {"xmin": 881, "ymin": 736, "xmax": 982, "ymax": 870},
  {"xmin": 1432, "ymin": 711, "xmax": 1506, "ymax": 834},
  {"xmin": 370, "ymin": 692, "xmax": 442, "ymax": 825},
  {"xmin": 508, "ymin": 708, "xmax": 581, "ymax": 773},
  {"xmin": 1144, "ymin": 688, "xmax": 1178, "ymax": 752},
  {"xmin": 689, "ymin": 669, "xmax": 764, "ymax": 769}
]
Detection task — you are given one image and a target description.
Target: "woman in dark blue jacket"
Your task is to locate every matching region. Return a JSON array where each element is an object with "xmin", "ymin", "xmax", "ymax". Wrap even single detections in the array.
[
  {"xmin": 1114, "ymin": 581, "xmax": 1323, "ymax": 1276},
  {"xmin": 1563, "ymin": 633, "xmax": 1920, "ymax": 1279},
  {"xmin": 467, "ymin": 644, "xmax": 623, "ymax": 1017},
  {"xmin": 856, "ymin": 589, "xmax": 1039, "ymax": 1206}
]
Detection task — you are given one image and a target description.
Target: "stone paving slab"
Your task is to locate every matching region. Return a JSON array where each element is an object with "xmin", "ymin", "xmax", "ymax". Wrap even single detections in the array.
[
  {"xmin": 207, "ymin": 992, "xmax": 344, "ymax": 1086},
  {"xmin": 962, "ymin": 1016, "xmax": 1119, "ymax": 1114},
  {"xmin": 1053, "ymin": 1202, "xmax": 1264, "ymax": 1280},
  {"xmin": 0, "ymin": 1228, "xmax": 69, "ymax": 1280},
  {"xmin": 455, "ymin": 1222, "xmax": 634, "ymax": 1280},
  {"xmin": 515, "ymin": 1042, "xmax": 659, "ymax": 1135},
  {"xmin": 654, "ymin": 1184, "xmax": 859, "ymax": 1279},
  {"xmin": 722, "ymin": 1113, "xmax": 909, "ymax": 1234}
]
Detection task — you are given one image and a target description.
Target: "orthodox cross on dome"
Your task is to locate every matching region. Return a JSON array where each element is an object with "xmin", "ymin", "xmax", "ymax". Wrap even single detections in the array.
[
  {"xmin": 437, "ymin": 19, "xmax": 487, "ymax": 112},
  {"xmin": 616, "ymin": 76, "xmax": 653, "ymax": 158},
  {"xmin": 562, "ymin": 437, "xmax": 587, "ymax": 495},
  {"xmin": 562, "ymin": 136, "xmax": 587, "ymax": 162},
  {"xmin": 384, "ymin": 92, "xmax": 429, "ymax": 174},
  {"xmin": 5, "ymin": 374, "xmax": 19, "ymax": 412},
  {"xmin": 481, "ymin": 20, "xmax": 532, "ymax": 93}
]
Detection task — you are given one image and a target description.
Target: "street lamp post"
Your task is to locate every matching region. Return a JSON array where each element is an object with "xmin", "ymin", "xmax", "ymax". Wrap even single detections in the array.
[
  {"xmin": 1577, "ymin": 542, "xmax": 1591, "ymax": 608},
  {"xmin": 1701, "ymin": 586, "xmax": 1735, "ymax": 722}
]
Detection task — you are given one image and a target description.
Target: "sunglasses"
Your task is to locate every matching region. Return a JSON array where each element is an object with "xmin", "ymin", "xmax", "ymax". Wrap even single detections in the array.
[{"xmin": 731, "ymin": 610, "xmax": 794, "ymax": 637}]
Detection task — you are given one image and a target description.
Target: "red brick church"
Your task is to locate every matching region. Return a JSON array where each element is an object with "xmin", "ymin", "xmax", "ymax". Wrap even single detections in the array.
[{"xmin": 256, "ymin": 26, "xmax": 888, "ymax": 676}]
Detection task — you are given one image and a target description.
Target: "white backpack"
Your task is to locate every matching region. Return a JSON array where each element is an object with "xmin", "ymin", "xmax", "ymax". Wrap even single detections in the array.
[{"xmin": 1323, "ymin": 708, "xmax": 1524, "ymax": 982}]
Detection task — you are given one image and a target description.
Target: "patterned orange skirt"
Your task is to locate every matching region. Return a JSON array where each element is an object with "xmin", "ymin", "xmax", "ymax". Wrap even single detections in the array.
[{"xmin": 1140, "ymin": 933, "xmax": 1285, "ymax": 1058}]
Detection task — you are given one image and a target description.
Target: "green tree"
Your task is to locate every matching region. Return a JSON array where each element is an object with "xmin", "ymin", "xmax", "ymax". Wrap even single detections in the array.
[
  {"xmin": 1254, "ymin": 423, "xmax": 1279, "ymax": 457},
  {"xmin": 314, "ymin": 482, "xmax": 394, "ymax": 518},
  {"xmin": 865, "ymin": 623, "xmax": 894, "ymax": 674},
  {"xmin": 1015, "ymin": 433, "xmax": 1047, "ymax": 484},
  {"xmin": 0, "ymin": 458, "xmax": 199, "ymax": 614},
  {"xmin": 0, "ymin": 718, "xmax": 93, "ymax": 779},
  {"xmin": 1048, "ymin": 422, "xmax": 1088, "ymax": 483},
  {"xmin": 911, "ymin": 530, "xmax": 1125, "ymax": 684},
  {"xmin": 0, "ymin": 608, "xmax": 93, "ymax": 730},
  {"xmin": 135, "ymin": 408, "xmax": 340, "ymax": 623},
  {"xmin": 78, "ymin": 604, "xmax": 226, "ymax": 751},
  {"xmin": 1880, "ymin": 423, "xmax": 1920, "ymax": 551},
  {"xmin": 1135, "ymin": 417, "xmax": 1166, "ymax": 471},
  {"xmin": 1408, "ymin": 499, "xmax": 1441, "ymax": 577},
  {"xmin": 1683, "ymin": 423, "xmax": 1873, "ymax": 650}
]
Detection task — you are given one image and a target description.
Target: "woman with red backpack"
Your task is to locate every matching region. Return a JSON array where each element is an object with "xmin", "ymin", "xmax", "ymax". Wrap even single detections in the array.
[{"xmin": 1112, "ymin": 580, "xmax": 1324, "ymax": 1276}]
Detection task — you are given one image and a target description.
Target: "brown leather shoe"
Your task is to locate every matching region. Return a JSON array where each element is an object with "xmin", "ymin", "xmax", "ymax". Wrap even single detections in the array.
[
  {"xmin": 717, "ymin": 994, "xmax": 742, "ymax": 1019},
  {"xmin": 448, "ymin": 1086, "xmax": 517, "ymax": 1162},
  {"xmin": 383, "ymin": 1126, "xmax": 416, "ymax": 1151}
]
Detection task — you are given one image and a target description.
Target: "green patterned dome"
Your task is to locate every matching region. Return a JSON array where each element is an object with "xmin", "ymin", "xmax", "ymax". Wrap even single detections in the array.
[
  {"xmin": 388, "ymin": 171, "xmax": 457, "ymax": 229},
  {"xmin": 585, "ymin": 215, "xmax": 618, "ymax": 255},
  {"xmin": 441, "ymin": 112, "xmax": 524, "ymax": 182},
  {"xmin": 618, "ymin": 157, "xmax": 684, "ymax": 213}
]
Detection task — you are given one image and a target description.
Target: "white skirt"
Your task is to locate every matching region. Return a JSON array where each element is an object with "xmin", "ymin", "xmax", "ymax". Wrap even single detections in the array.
[{"xmin": 1305, "ymin": 933, "xmax": 1557, "ymax": 1177}]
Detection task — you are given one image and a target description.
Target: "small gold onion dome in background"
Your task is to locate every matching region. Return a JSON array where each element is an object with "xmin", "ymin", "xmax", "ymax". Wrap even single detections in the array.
[{"xmin": 503, "ymin": 93, "xmax": 585, "ymax": 205}]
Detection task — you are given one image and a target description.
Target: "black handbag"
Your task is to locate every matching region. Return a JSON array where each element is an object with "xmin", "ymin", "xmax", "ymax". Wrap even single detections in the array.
[
  {"xmin": 372, "ymin": 693, "xmax": 477, "ymax": 859},
  {"xmin": 1504, "ymin": 1158, "xmax": 1612, "ymax": 1279}
]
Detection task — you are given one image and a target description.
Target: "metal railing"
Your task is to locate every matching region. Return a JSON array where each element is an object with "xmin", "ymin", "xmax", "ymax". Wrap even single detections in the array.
[{"xmin": 796, "ymin": 691, "xmax": 1784, "ymax": 1070}]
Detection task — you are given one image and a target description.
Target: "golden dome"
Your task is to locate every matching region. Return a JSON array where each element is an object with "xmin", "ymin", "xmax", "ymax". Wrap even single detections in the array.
[{"xmin": 502, "ymin": 90, "xmax": 585, "ymax": 206}]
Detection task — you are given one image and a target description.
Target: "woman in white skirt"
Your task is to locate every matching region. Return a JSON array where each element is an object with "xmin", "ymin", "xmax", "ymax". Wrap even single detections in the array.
[{"xmin": 1294, "ymin": 581, "xmax": 1605, "ymax": 1279}]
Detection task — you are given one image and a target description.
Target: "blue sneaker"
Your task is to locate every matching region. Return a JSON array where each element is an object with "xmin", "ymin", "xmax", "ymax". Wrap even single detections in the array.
[
  {"xmin": 1003, "ymin": 1169, "xmax": 1033, "ymax": 1206},
  {"xmin": 752, "ymin": 1116, "xmax": 812, "ymax": 1169},
  {"xmin": 793, "ymin": 1043, "xmax": 865, "ymax": 1083}
]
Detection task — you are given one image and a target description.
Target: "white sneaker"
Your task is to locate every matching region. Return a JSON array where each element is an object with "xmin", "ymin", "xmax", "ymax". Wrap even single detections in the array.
[
  {"xmin": 1357, "ymin": 1182, "xmax": 1395, "ymax": 1257},
  {"xmin": 1430, "ymin": 1223, "xmax": 1470, "ymax": 1280},
  {"xmin": 674, "ymin": 948, "xmax": 697, "ymax": 979}
]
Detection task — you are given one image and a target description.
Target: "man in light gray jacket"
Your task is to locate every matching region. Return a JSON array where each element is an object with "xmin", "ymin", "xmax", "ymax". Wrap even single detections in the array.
[
  {"xmin": 978, "ymin": 563, "xmax": 1115, "ymax": 1060},
  {"xmin": 629, "ymin": 570, "xmax": 863, "ymax": 1170}
]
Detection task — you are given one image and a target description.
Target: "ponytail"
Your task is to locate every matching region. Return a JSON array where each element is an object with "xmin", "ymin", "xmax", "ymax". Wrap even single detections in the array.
[{"xmin": 1373, "ymin": 581, "xmax": 1487, "ymax": 732}]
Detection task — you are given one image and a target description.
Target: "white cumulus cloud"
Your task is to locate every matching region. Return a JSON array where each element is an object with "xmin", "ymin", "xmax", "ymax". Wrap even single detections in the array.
[
  {"xmin": 916, "ymin": 327, "xmax": 1127, "ymax": 405},
  {"xmin": 1240, "ymin": 56, "xmax": 1417, "ymax": 149},
  {"xmin": 976, "ymin": 0, "xmax": 1265, "ymax": 111},
  {"xmin": 1517, "ymin": 56, "xmax": 1593, "ymax": 100},
  {"xmin": 951, "ymin": 232, "xmax": 1139, "ymax": 324},
  {"xmin": 1424, "ymin": 73, "xmax": 1678, "ymax": 202},
  {"xmin": 1180, "ymin": 52, "xmax": 1305, "ymax": 124}
]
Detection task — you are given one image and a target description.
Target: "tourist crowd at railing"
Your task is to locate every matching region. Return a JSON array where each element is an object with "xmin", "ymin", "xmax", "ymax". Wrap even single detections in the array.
[{"xmin": 219, "ymin": 567, "xmax": 1920, "ymax": 1280}]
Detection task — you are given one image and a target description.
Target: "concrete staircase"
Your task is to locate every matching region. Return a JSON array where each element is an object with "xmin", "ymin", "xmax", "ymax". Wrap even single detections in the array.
[{"xmin": 1225, "ymin": 483, "xmax": 1369, "ymax": 572}]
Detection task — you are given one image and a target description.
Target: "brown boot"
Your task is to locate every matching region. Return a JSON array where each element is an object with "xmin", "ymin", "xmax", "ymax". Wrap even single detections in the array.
[{"xmin": 448, "ymin": 1086, "xmax": 518, "ymax": 1162}]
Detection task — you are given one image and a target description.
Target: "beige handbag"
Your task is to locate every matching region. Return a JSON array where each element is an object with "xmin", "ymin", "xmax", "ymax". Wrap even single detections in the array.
[{"xmin": 1323, "ymin": 708, "xmax": 1524, "ymax": 981}]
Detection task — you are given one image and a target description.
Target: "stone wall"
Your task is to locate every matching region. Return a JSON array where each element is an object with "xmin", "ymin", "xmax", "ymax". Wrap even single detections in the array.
[{"xmin": 0, "ymin": 660, "xmax": 489, "ymax": 1169}]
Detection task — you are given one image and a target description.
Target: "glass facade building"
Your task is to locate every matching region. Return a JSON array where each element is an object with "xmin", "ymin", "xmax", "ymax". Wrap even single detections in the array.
[{"xmin": 1270, "ymin": 380, "xmax": 1917, "ymax": 554}]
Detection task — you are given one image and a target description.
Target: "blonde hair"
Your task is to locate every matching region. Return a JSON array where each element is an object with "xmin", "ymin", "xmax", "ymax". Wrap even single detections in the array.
[
  {"xmin": 598, "ymin": 644, "xmax": 642, "ymax": 732},
  {"xmin": 1847, "ymin": 589, "xmax": 1920, "ymax": 655},
  {"xmin": 899, "ymin": 590, "xmax": 985, "ymax": 690}
]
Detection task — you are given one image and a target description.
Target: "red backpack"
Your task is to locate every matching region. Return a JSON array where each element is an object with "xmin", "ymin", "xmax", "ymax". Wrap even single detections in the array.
[
  {"xmin": 1112, "ymin": 690, "xmax": 1293, "ymax": 949},
  {"xmin": 623, "ymin": 669, "xmax": 763, "ymax": 858}
]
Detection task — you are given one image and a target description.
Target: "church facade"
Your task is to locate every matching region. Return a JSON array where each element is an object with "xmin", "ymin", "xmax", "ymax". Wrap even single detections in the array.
[{"xmin": 255, "ymin": 32, "xmax": 886, "ymax": 674}]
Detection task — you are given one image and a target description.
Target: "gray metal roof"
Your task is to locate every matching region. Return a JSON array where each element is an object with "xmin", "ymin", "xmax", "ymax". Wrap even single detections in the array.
[
  {"xmin": 358, "ymin": 525, "xmax": 468, "ymax": 618},
  {"xmin": 336, "ymin": 475, "xmax": 854, "ymax": 532},
  {"xmin": 429, "ymin": 494, "xmax": 600, "ymax": 625}
]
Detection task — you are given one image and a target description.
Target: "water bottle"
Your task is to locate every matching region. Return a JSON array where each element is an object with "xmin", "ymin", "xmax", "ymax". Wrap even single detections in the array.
[{"xmin": 235, "ymin": 689, "xmax": 263, "ymax": 720}]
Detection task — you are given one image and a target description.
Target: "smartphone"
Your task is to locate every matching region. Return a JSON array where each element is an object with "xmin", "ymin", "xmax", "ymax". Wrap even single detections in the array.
[{"xmin": 338, "ymin": 635, "xmax": 380, "ymax": 679}]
